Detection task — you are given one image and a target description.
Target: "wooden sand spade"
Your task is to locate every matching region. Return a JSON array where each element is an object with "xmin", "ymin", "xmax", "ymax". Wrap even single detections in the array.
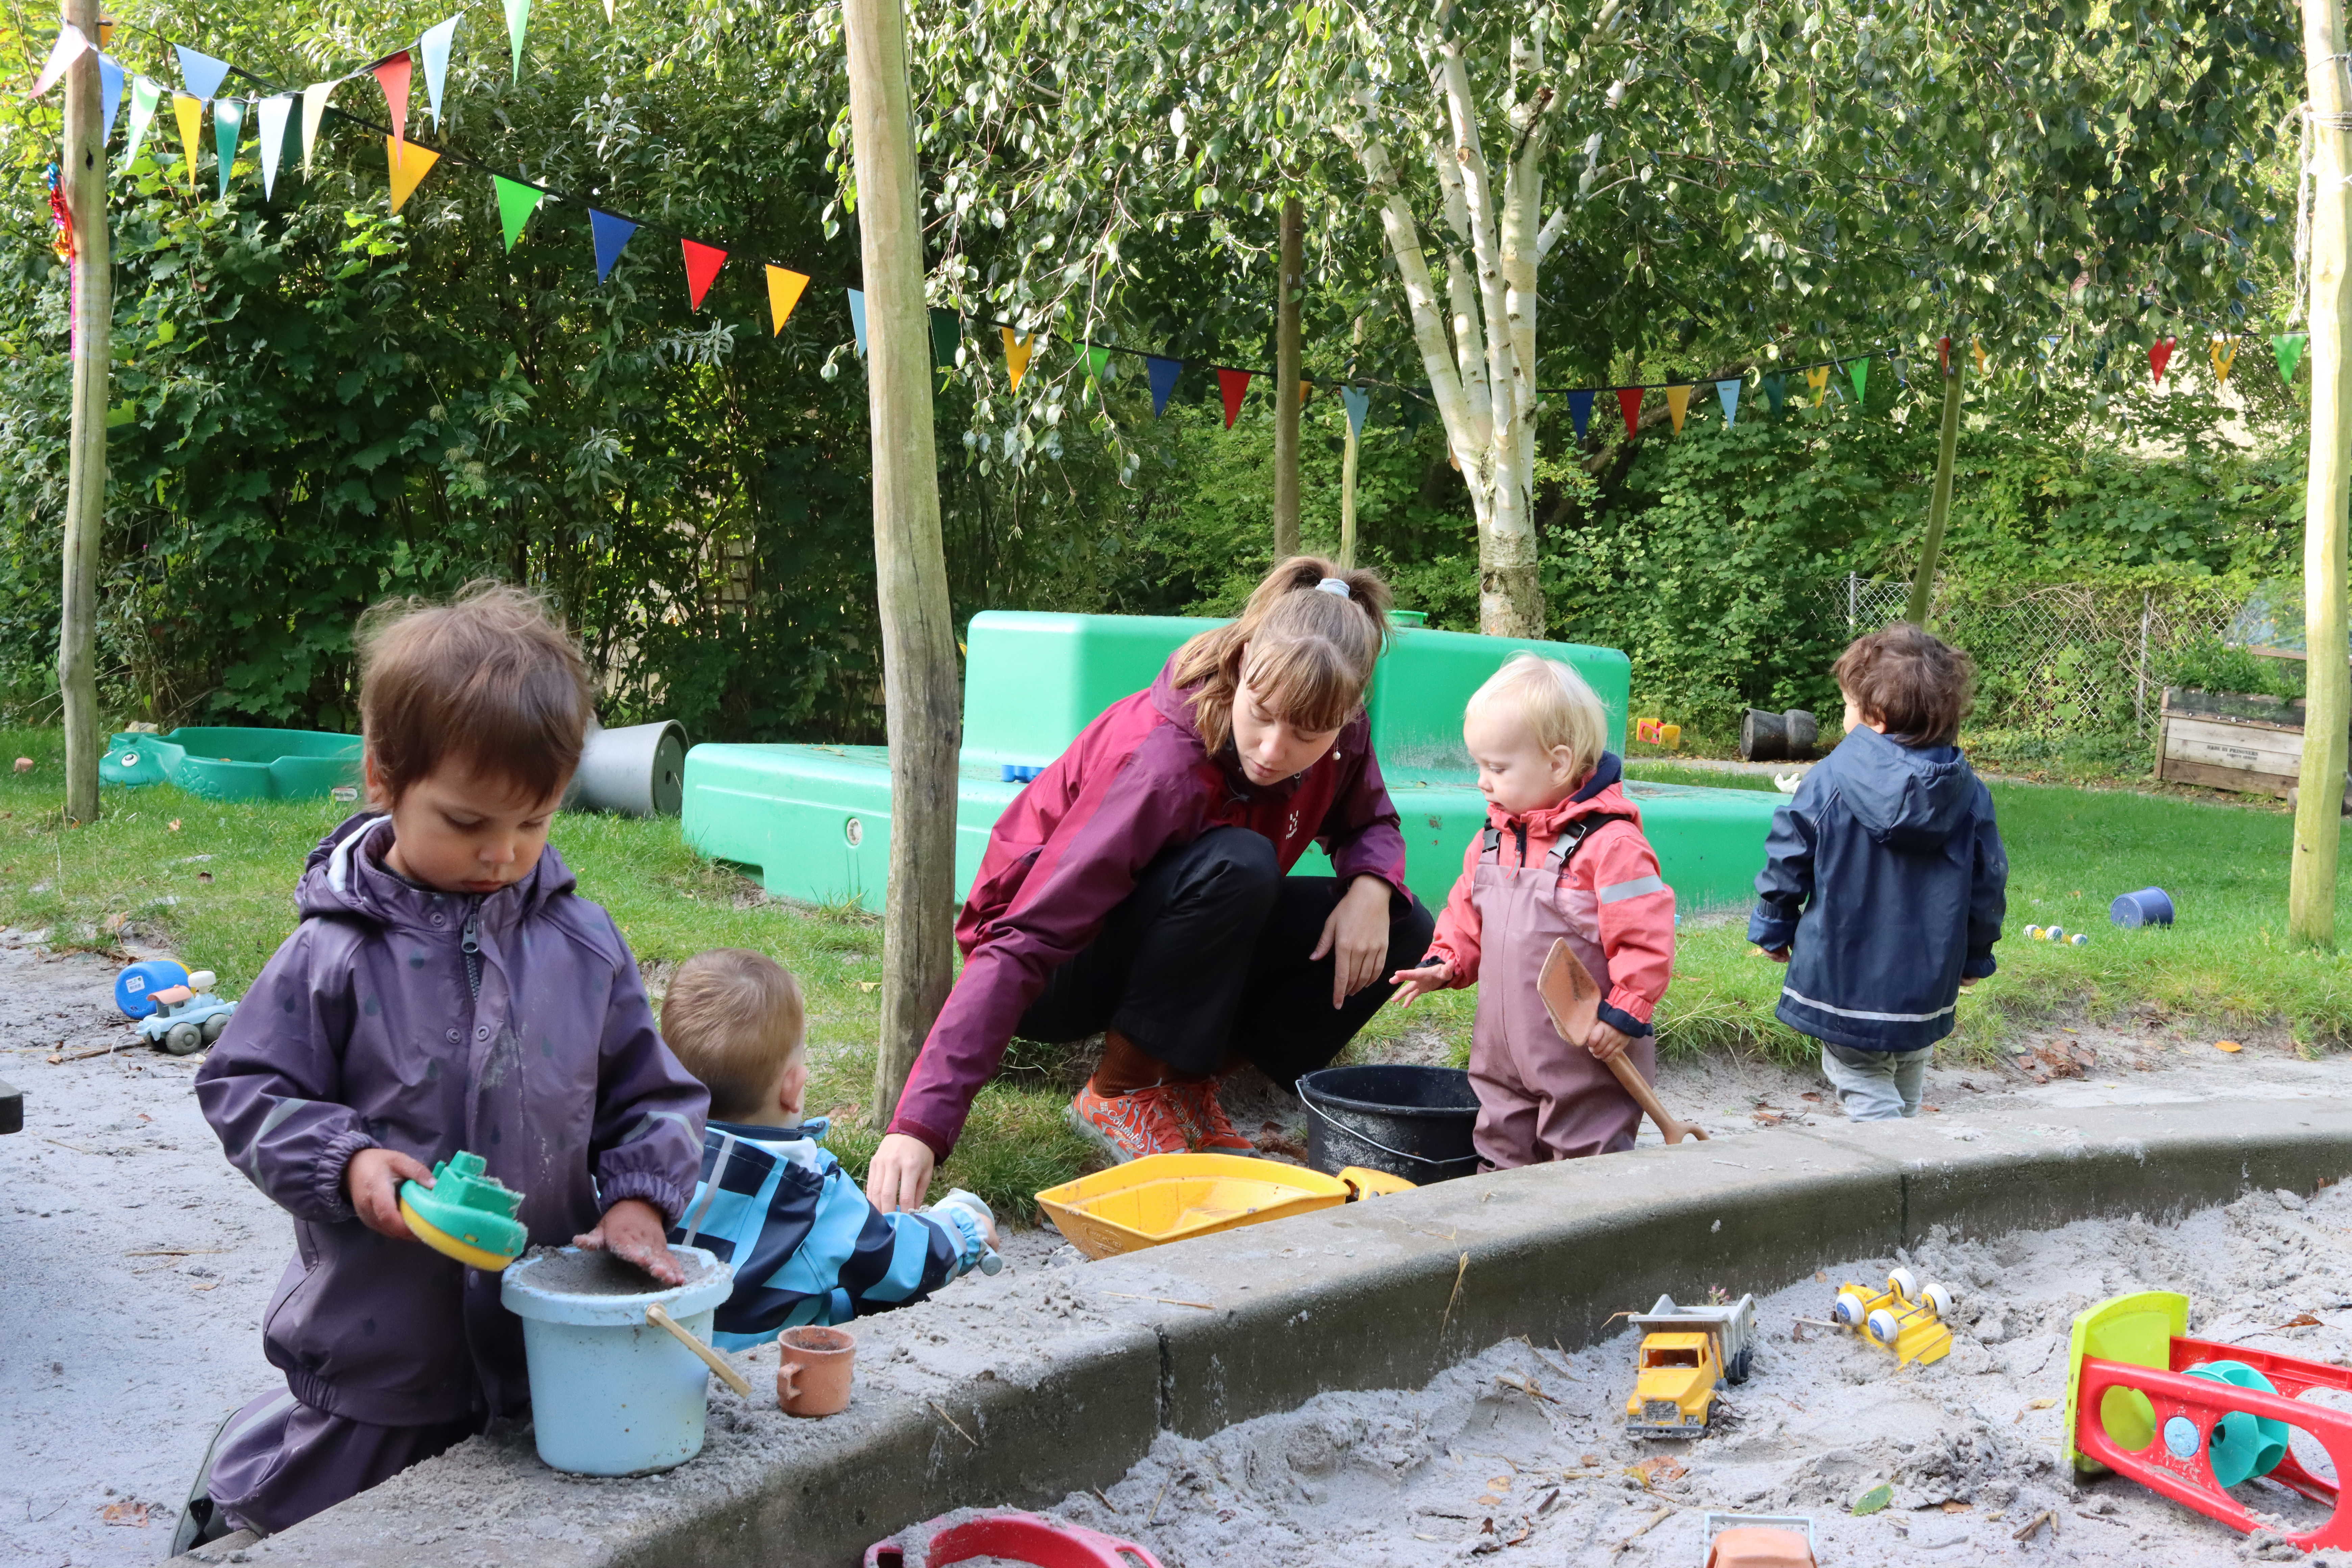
[{"xmin": 1535, "ymin": 938, "xmax": 1708, "ymax": 1144}]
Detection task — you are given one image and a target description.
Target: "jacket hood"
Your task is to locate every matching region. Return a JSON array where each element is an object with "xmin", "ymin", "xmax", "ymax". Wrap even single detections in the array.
[
  {"xmin": 1482, "ymin": 752, "xmax": 1641, "ymax": 833},
  {"xmin": 1832, "ymin": 727, "xmax": 1975, "ymax": 850},
  {"xmin": 296, "ymin": 810, "xmax": 578, "ymax": 929}
]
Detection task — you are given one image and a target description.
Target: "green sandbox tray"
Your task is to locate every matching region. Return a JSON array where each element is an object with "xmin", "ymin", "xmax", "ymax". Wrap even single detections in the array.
[
  {"xmin": 684, "ymin": 610, "xmax": 1780, "ymax": 915},
  {"xmin": 101, "ymin": 727, "xmax": 360, "ymax": 802}
]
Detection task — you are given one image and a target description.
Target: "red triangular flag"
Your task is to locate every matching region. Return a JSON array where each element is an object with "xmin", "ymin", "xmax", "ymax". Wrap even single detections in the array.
[
  {"xmin": 1617, "ymin": 386, "xmax": 1644, "ymax": 439},
  {"xmin": 681, "ymin": 239, "xmax": 727, "ymax": 311},
  {"xmin": 372, "ymin": 52, "xmax": 412, "ymax": 148},
  {"xmin": 2150, "ymin": 336, "xmax": 2176, "ymax": 386},
  {"xmin": 1217, "ymin": 367, "xmax": 1251, "ymax": 428}
]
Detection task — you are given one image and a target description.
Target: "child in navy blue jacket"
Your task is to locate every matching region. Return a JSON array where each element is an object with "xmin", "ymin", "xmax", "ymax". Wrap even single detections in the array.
[
  {"xmin": 659, "ymin": 950, "xmax": 997, "ymax": 1346},
  {"xmin": 1749, "ymin": 625, "xmax": 2007, "ymax": 1120}
]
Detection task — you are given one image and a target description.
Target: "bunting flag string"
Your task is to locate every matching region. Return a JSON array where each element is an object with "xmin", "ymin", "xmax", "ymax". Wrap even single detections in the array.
[
  {"xmin": 930, "ymin": 309, "xmax": 960, "ymax": 370},
  {"xmin": 2276, "ymin": 333, "xmax": 2308, "ymax": 384},
  {"xmin": 681, "ymin": 238, "xmax": 727, "ymax": 311},
  {"xmin": 589, "ymin": 209, "xmax": 636, "ymax": 283},
  {"xmin": 1804, "ymin": 364, "xmax": 1831, "ymax": 406},
  {"xmin": 373, "ymin": 52, "xmax": 411, "ymax": 148},
  {"xmin": 1002, "ymin": 327, "xmax": 1034, "ymax": 391},
  {"xmin": 300, "ymin": 80, "xmax": 336, "ymax": 174},
  {"xmin": 1085, "ymin": 346, "xmax": 1112, "ymax": 382},
  {"xmin": 765, "ymin": 266, "xmax": 809, "ymax": 334},
  {"xmin": 99, "ymin": 53, "xmax": 124, "ymax": 138},
  {"xmin": 493, "ymin": 174, "xmax": 543, "ymax": 250},
  {"xmin": 1146, "ymin": 356, "xmax": 1181, "ymax": 416},
  {"xmin": 1217, "ymin": 367, "xmax": 1251, "ymax": 427},
  {"xmin": 172, "ymin": 43, "xmax": 229, "ymax": 102},
  {"xmin": 1663, "ymin": 384, "xmax": 1690, "ymax": 434},
  {"xmin": 385, "ymin": 136, "xmax": 440, "ymax": 213},
  {"xmin": 1761, "ymin": 372, "xmax": 1787, "ymax": 415},
  {"xmin": 1568, "ymin": 389, "xmax": 1595, "ymax": 442},
  {"xmin": 213, "ymin": 97, "xmax": 244, "ymax": 201},
  {"xmin": 1341, "ymin": 385, "xmax": 1370, "ymax": 438},
  {"xmin": 419, "ymin": 18, "xmax": 459, "ymax": 128},
  {"xmin": 170, "ymin": 92, "xmax": 201, "ymax": 191},
  {"xmin": 1616, "ymin": 386, "xmax": 1643, "ymax": 439},
  {"xmin": 1847, "ymin": 357, "xmax": 1868, "ymax": 404},
  {"xmin": 2211, "ymin": 336, "xmax": 2239, "ymax": 385},
  {"xmin": 502, "ymin": 0, "xmax": 532, "ymax": 83},
  {"xmin": 121, "ymin": 75, "xmax": 160, "ymax": 170},
  {"xmin": 256, "ymin": 93, "xmax": 290, "ymax": 199},
  {"xmin": 1717, "ymin": 378, "xmax": 1740, "ymax": 427},
  {"xmin": 29, "ymin": 25, "xmax": 90, "ymax": 99},
  {"xmin": 2149, "ymin": 336, "xmax": 2176, "ymax": 386},
  {"xmin": 846, "ymin": 288, "xmax": 867, "ymax": 354}
]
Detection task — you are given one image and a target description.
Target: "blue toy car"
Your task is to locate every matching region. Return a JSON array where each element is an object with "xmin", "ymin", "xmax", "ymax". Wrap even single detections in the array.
[{"xmin": 131, "ymin": 970, "xmax": 237, "ymax": 1055}]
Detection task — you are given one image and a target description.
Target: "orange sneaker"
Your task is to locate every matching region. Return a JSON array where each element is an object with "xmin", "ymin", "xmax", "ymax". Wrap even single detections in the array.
[
  {"xmin": 1067, "ymin": 1083, "xmax": 1190, "ymax": 1164},
  {"xmin": 1169, "ymin": 1079, "xmax": 1256, "ymax": 1153}
]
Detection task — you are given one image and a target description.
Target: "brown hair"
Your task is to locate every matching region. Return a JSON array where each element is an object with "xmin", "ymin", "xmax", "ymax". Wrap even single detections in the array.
[
  {"xmin": 1832, "ymin": 622, "xmax": 1975, "ymax": 746},
  {"xmin": 660, "ymin": 949, "xmax": 807, "ymax": 1121},
  {"xmin": 1168, "ymin": 557, "xmax": 1393, "ymax": 755},
  {"xmin": 357, "ymin": 581, "xmax": 593, "ymax": 805}
]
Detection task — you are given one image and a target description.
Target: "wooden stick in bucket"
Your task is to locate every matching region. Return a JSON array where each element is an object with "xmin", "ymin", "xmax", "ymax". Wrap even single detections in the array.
[
  {"xmin": 646, "ymin": 1302, "xmax": 755, "ymax": 1398},
  {"xmin": 1535, "ymin": 937, "xmax": 1708, "ymax": 1145}
]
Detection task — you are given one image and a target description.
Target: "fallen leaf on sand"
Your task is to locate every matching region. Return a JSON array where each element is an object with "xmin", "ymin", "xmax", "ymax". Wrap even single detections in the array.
[
  {"xmin": 1488, "ymin": 1476, "xmax": 1512, "ymax": 1491},
  {"xmin": 2026, "ymin": 1397, "xmax": 2059, "ymax": 1410},
  {"xmin": 1476, "ymin": 1493, "xmax": 1503, "ymax": 1506},
  {"xmin": 2275, "ymin": 1313, "xmax": 2324, "ymax": 1330},
  {"xmin": 101, "ymin": 1501, "xmax": 150, "ymax": 1527},
  {"xmin": 191, "ymin": 1280, "xmax": 218, "ymax": 1292},
  {"xmin": 1627, "ymin": 1457, "xmax": 1685, "ymax": 1488},
  {"xmin": 168, "ymin": 819, "xmax": 181, "ymax": 831},
  {"xmin": 2216, "ymin": 1040, "xmax": 2244, "ymax": 1053},
  {"xmin": 856, "ymin": 981, "xmax": 879, "ymax": 993},
  {"xmin": 1942, "ymin": 1501, "xmax": 1973, "ymax": 1513}
]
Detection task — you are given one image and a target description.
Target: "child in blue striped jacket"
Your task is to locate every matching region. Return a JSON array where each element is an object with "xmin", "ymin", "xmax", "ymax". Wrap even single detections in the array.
[{"xmin": 659, "ymin": 949, "xmax": 998, "ymax": 1348}]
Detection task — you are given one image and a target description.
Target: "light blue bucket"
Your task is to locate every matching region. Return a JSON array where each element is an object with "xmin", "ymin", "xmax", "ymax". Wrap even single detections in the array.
[
  {"xmin": 501, "ymin": 1245, "xmax": 735, "ymax": 1476},
  {"xmin": 2109, "ymin": 887, "xmax": 2176, "ymax": 929}
]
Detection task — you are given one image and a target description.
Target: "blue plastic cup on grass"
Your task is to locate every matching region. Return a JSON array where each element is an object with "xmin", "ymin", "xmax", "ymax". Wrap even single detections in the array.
[{"xmin": 2109, "ymin": 888, "xmax": 2175, "ymax": 929}]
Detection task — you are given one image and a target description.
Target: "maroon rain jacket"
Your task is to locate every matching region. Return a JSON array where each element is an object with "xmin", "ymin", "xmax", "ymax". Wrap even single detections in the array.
[
  {"xmin": 195, "ymin": 813, "xmax": 707, "ymax": 1427},
  {"xmin": 888, "ymin": 659, "xmax": 1411, "ymax": 1157}
]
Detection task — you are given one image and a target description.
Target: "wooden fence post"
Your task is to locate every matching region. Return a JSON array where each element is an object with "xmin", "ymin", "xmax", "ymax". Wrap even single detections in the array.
[
  {"xmin": 844, "ymin": 0, "xmax": 961, "ymax": 1122},
  {"xmin": 59, "ymin": 0, "xmax": 110, "ymax": 826},
  {"xmin": 2293, "ymin": 0, "xmax": 2352, "ymax": 948},
  {"xmin": 1273, "ymin": 195, "xmax": 1303, "ymax": 560}
]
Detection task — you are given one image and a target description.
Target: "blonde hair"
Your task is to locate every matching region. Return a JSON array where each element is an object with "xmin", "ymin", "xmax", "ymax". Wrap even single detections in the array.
[
  {"xmin": 1466, "ymin": 653, "xmax": 1609, "ymax": 781},
  {"xmin": 1168, "ymin": 557, "xmax": 1394, "ymax": 755},
  {"xmin": 659, "ymin": 949, "xmax": 806, "ymax": 1122}
]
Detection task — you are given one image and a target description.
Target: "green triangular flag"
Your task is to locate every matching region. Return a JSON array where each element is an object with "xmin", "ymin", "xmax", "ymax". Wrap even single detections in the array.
[
  {"xmin": 1847, "ymin": 357, "xmax": 1868, "ymax": 406},
  {"xmin": 1086, "ymin": 345, "xmax": 1111, "ymax": 381},
  {"xmin": 2276, "ymin": 333, "xmax": 2309, "ymax": 385},
  {"xmin": 930, "ymin": 308, "xmax": 959, "ymax": 370},
  {"xmin": 503, "ymin": 0, "xmax": 531, "ymax": 82},
  {"xmin": 213, "ymin": 97, "xmax": 244, "ymax": 200},
  {"xmin": 493, "ymin": 175, "xmax": 543, "ymax": 251},
  {"xmin": 122, "ymin": 76, "xmax": 161, "ymax": 173}
]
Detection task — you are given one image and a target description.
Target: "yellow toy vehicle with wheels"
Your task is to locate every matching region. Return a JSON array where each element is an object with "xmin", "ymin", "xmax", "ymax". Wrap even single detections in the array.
[
  {"xmin": 1624, "ymin": 1293, "xmax": 1757, "ymax": 1438},
  {"xmin": 1830, "ymin": 1267, "xmax": 1954, "ymax": 1366}
]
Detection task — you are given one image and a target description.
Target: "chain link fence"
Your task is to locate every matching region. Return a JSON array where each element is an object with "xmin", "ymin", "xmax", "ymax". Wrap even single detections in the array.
[{"xmin": 1801, "ymin": 575, "xmax": 2248, "ymax": 736}]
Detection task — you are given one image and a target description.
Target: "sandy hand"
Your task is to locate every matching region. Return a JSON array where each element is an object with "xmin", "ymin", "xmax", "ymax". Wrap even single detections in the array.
[
  {"xmin": 346, "ymin": 1146, "xmax": 433, "ymax": 1243},
  {"xmin": 1388, "ymin": 958, "xmax": 1452, "ymax": 1009},
  {"xmin": 573, "ymin": 1197, "xmax": 685, "ymax": 1286}
]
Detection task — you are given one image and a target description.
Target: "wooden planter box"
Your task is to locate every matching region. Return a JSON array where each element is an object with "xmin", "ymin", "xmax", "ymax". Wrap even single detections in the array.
[{"xmin": 2156, "ymin": 687, "xmax": 2337, "ymax": 796}]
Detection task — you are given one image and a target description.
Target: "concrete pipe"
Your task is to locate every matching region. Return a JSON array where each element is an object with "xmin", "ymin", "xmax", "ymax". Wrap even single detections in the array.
[{"xmin": 564, "ymin": 721, "xmax": 687, "ymax": 816}]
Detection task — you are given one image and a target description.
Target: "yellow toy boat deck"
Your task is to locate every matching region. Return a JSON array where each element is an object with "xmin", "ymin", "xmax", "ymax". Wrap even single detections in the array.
[{"xmin": 1037, "ymin": 1152, "xmax": 1413, "ymax": 1259}]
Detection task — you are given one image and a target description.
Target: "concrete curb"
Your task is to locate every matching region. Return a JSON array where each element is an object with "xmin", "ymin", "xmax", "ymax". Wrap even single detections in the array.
[{"xmin": 185, "ymin": 1099, "xmax": 2352, "ymax": 1568}]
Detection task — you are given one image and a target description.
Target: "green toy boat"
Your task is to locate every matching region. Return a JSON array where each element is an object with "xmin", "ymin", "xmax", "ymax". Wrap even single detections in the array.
[{"xmin": 399, "ymin": 1151, "xmax": 528, "ymax": 1270}]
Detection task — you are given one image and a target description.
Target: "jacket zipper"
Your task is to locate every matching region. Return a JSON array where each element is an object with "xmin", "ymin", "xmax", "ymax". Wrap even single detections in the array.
[{"xmin": 461, "ymin": 905, "xmax": 482, "ymax": 1000}]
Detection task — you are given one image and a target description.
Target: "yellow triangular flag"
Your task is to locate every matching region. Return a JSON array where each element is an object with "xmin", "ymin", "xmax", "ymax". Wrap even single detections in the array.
[
  {"xmin": 1664, "ymin": 384, "xmax": 1691, "ymax": 433},
  {"xmin": 1972, "ymin": 337, "xmax": 1988, "ymax": 374},
  {"xmin": 1804, "ymin": 365, "xmax": 1830, "ymax": 406},
  {"xmin": 1002, "ymin": 326, "xmax": 1034, "ymax": 390},
  {"xmin": 766, "ymin": 266, "xmax": 810, "ymax": 335},
  {"xmin": 384, "ymin": 136, "xmax": 440, "ymax": 214},
  {"xmin": 171, "ymin": 93, "xmax": 202, "ymax": 191},
  {"xmin": 1299, "ymin": 380, "xmax": 1313, "ymax": 407},
  {"xmin": 2211, "ymin": 336, "xmax": 2239, "ymax": 385}
]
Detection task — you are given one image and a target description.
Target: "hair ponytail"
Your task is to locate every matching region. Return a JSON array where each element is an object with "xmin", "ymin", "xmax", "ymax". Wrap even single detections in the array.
[{"xmin": 1170, "ymin": 556, "xmax": 1394, "ymax": 754}]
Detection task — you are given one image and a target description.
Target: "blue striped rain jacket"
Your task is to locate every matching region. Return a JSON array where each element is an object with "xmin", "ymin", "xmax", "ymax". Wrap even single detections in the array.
[
  {"xmin": 668, "ymin": 1117, "xmax": 987, "ymax": 1349},
  {"xmin": 1747, "ymin": 724, "xmax": 2007, "ymax": 1052}
]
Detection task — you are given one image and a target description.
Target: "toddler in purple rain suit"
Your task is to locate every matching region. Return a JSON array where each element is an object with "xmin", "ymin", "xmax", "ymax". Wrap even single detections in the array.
[{"xmin": 177, "ymin": 585, "xmax": 707, "ymax": 1550}]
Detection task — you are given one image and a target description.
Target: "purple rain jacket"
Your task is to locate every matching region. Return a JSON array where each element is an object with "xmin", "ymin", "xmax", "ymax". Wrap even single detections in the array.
[{"xmin": 195, "ymin": 812, "xmax": 708, "ymax": 1427}]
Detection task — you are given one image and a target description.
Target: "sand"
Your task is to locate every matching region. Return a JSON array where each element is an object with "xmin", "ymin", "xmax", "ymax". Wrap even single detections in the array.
[{"xmin": 1026, "ymin": 1183, "xmax": 2352, "ymax": 1566}]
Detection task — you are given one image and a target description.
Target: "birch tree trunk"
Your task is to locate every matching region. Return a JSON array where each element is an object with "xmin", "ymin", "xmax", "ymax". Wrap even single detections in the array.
[
  {"xmin": 1356, "ymin": 28, "xmax": 1552, "ymax": 636},
  {"xmin": 59, "ymin": 0, "xmax": 109, "ymax": 826}
]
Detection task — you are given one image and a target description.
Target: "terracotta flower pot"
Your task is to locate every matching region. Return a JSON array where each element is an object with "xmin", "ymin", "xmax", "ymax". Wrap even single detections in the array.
[{"xmin": 777, "ymin": 1325, "xmax": 856, "ymax": 1417}]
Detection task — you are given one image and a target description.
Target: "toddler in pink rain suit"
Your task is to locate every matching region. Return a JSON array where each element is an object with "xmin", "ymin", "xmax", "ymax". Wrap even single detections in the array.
[{"xmin": 1392, "ymin": 654, "xmax": 1676, "ymax": 1167}]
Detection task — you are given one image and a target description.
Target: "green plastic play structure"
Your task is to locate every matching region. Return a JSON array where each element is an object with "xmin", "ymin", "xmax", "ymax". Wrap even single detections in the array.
[
  {"xmin": 100, "ymin": 728, "xmax": 360, "ymax": 801},
  {"xmin": 682, "ymin": 611, "xmax": 1783, "ymax": 915}
]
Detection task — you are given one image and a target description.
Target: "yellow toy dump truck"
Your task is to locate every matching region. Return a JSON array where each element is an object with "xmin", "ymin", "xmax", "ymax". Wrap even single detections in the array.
[{"xmin": 1624, "ymin": 1293, "xmax": 1758, "ymax": 1438}]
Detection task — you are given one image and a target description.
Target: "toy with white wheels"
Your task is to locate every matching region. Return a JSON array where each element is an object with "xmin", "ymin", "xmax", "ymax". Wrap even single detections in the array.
[{"xmin": 1827, "ymin": 1271, "xmax": 1955, "ymax": 1367}]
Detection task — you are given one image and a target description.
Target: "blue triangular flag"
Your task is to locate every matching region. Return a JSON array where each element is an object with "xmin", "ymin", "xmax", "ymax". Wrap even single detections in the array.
[
  {"xmin": 1341, "ymin": 386, "xmax": 1369, "ymax": 438},
  {"xmin": 99, "ymin": 54, "xmax": 124, "ymax": 140},
  {"xmin": 588, "ymin": 209, "xmax": 636, "ymax": 283},
  {"xmin": 1716, "ymin": 379, "xmax": 1740, "ymax": 427},
  {"xmin": 1146, "ymin": 355, "xmax": 1181, "ymax": 416},
  {"xmin": 174, "ymin": 44, "xmax": 230, "ymax": 102},
  {"xmin": 847, "ymin": 288, "xmax": 867, "ymax": 354},
  {"xmin": 1568, "ymin": 388, "xmax": 1595, "ymax": 442},
  {"xmin": 419, "ymin": 16, "xmax": 459, "ymax": 127}
]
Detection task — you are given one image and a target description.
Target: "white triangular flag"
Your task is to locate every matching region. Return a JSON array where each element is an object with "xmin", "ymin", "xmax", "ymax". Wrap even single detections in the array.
[
  {"xmin": 299, "ymin": 80, "xmax": 336, "ymax": 176},
  {"xmin": 419, "ymin": 16, "xmax": 459, "ymax": 127},
  {"xmin": 29, "ymin": 24, "xmax": 90, "ymax": 99},
  {"xmin": 256, "ymin": 93, "xmax": 291, "ymax": 199}
]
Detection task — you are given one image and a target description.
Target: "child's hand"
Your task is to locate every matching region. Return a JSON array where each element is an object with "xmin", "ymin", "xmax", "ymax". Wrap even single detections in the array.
[
  {"xmin": 574, "ymin": 1198, "xmax": 685, "ymax": 1287},
  {"xmin": 1585, "ymin": 1020, "xmax": 1634, "ymax": 1062},
  {"xmin": 1762, "ymin": 947, "xmax": 1791, "ymax": 964},
  {"xmin": 1958, "ymin": 975, "xmax": 1979, "ymax": 989},
  {"xmin": 1388, "ymin": 958, "xmax": 1452, "ymax": 1008},
  {"xmin": 346, "ymin": 1146, "xmax": 434, "ymax": 1242}
]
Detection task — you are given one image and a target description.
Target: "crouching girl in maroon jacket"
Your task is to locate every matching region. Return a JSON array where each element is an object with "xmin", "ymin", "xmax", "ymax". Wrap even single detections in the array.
[{"xmin": 865, "ymin": 558, "xmax": 1436, "ymax": 1208}]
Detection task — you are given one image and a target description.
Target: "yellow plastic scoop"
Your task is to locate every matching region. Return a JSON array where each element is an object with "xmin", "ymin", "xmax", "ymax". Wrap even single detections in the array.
[{"xmin": 1037, "ymin": 1152, "xmax": 1413, "ymax": 1259}]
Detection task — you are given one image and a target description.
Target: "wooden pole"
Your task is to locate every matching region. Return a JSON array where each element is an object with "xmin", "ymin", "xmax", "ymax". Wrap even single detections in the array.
[
  {"xmin": 1272, "ymin": 195, "xmax": 1303, "ymax": 559},
  {"xmin": 2292, "ymin": 0, "xmax": 2352, "ymax": 949},
  {"xmin": 844, "ymin": 0, "xmax": 961, "ymax": 1122},
  {"xmin": 58, "ymin": 0, "xmax": 109, "ymax": 826},
  {"xmin": 1905, "ymin": 348, "xmax": 1964, "ymax": 629},
  {"xmin": 1338, "ymin": 416, "xmax": 1360, "ymax": 570}
]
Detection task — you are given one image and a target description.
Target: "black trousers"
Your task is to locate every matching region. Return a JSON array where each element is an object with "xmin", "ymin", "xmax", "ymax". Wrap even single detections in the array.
[{"xmin": 1017, "ymin": 826, "xmax": 1437, "ymax": 1087}]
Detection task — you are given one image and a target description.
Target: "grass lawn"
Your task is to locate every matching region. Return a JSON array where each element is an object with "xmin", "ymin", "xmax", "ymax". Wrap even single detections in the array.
[{"xmin": 7, "ymin": 728, "xmax": 2348, "ymax": 1221}]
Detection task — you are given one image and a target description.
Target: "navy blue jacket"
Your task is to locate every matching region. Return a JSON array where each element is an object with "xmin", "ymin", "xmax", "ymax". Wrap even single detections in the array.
[{"xmin": 1747, "ymin": 726, "xmax": 2007, "ymax": 1052}]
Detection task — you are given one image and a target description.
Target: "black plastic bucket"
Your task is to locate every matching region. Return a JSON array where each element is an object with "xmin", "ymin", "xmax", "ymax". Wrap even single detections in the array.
[{"xmin": 1297, "ymin": 1064, "xmax": 1481, "ymax": 1184}]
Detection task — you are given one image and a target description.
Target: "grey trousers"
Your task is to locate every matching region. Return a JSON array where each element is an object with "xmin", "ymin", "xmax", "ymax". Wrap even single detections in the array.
[{"xmin": 1821, "ymin": 1043, "xmax": 1933, "ymax": 1121}]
